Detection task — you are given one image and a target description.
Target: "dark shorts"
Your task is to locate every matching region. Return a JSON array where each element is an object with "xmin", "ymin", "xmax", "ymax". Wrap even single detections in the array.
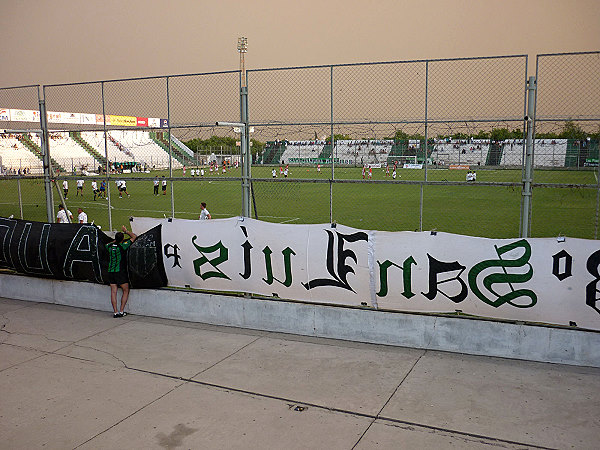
[
  {"xmin": 162, "ymin": 185, "xmax": 167, "ymax": 191},
  {"xmin": 107, "ymin": 271, "xmax": 128, "ymax": 286}
]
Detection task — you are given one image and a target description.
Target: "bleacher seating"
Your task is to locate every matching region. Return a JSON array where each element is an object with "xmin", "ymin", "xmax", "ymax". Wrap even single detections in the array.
[
  {"xmin": 34, "ymin": 133, "xmax": 97, "ymax": 171},
  {"xmin": 80, "ymin": 131, "xmax": 179, "ymax": 169},
  {"xmin": 0, "ymin": 136, "xmax": 43, "ymax": 174},
  {"xmin": 430, "ymin": 140, "xmax": 489, "ymax": 166},
  {"xmin": 281, "ymin": 140, "xmax": 393, "ymax": 165},
  {"xmin": 532, "ymin": 139, "xmax": 567, "ymax": 167}
]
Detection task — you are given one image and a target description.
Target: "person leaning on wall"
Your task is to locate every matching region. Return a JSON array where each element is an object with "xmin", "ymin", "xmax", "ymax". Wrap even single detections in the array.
[{"xmin": 106, "ymin": 225, "xmax": 137, "ymax": 318}]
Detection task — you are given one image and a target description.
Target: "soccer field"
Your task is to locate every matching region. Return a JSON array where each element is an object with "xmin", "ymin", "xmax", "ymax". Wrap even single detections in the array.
[{"xmin": 0, "ymin": 165, "xmax": 597, "ymax": 239}]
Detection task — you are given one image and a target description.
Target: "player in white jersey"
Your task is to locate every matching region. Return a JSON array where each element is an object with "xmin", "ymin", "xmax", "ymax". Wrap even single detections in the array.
[
  {"xmin": 76, "ymin": 179, "xmax": 84, "ymax": 196},
  {"xmin": 91, "ymin": 180, "xmax": 98, "ymax": 200},
  {"xmin": 56, "ymin": 204, "xmax": 73, "ymax": 223},
  {"xmin": 77, "ymin": 207, "xmax": 88, "ymax": 224},
  {"xmin": 62, "ymin": 180, "xmax": 69, "ymax": 199},
  {"xmin": 198, "ymin": 202, "xmax": 211, "ymax": 220}
]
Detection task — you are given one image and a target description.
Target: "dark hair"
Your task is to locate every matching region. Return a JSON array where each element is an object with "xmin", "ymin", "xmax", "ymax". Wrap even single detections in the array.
[
  {"xmin": 114, "ymin": 232, "xmax": 124, "ymax": 243},
  {"xmin": 58, "ymin": 204, "xmax": 64, "ymax": 210},
  {"xmin": 201, "ymin": 202, "xmax": 207, "ymax": 208}
]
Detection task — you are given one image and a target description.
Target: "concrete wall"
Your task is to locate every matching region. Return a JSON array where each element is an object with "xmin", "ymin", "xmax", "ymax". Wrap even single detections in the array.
[{"xmin": 2, "ymin": 273, "xmax": 599, "ymax": 368}]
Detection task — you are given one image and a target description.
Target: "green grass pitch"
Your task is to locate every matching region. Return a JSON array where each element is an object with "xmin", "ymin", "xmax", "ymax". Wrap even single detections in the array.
[{"xmin": 0, "ymin": 165, "xmax": 597, "ymax": 239}]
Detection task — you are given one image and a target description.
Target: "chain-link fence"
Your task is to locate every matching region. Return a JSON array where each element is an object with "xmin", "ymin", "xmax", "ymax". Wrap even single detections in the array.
[
  {"xmin": 533, "ymin": 52, "xmax": 600, "ymax": 238},
  {"xmin": 0, "ymin": 53, "xmax": 598, "ymax": 238}
]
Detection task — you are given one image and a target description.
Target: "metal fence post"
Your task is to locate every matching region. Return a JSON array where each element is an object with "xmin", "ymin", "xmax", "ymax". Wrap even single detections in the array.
[
  {"xmin": 241, "ymin": 71, "xmax": 250, "ymax": 217},
  {"xmin": 38, "ymin": 90, "xmax": 54, "ymax": 222},
  {"xmin": 101, "ymin": 82, "xmax": 112, "ymax": 231},
  {"xmin": 167, "ymin": 76, "xmax": 175, "ymax": 218},
  {"xmin": 596, "ymin": 158, "xmax": 600, "ymax": 239},
  {"xmin": 17, "ymin": 174, "xmax": 23, "ymax": 219},
  {"xmin": 521, "ymin": 76, "xmax": 536, "ymax": 238},
  {"xmin": 419, "ymin": 61, "xmax": 429, "ymax": 232},
  {"xmin": 330, "ymin": 65, "xmax": 334, "ymax": 223}
]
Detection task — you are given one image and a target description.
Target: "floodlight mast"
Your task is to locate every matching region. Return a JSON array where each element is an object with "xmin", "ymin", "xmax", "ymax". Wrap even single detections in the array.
[
  {"xmin": 237, "ymin": 37, "xmax": 248, "ymax": 88},
  {"xmin": 237, "ymin": 37, "xmax": 251, "ymax": 218}
]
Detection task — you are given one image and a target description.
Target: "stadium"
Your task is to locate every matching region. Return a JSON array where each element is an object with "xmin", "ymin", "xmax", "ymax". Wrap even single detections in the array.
[{"xmin": 1, "ymin": 1, "xmax": 599, "ymax": 445}]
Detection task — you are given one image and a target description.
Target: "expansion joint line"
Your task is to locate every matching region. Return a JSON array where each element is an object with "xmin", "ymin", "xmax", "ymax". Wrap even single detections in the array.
[{"xmin": 351, "ymin": 349, "xmax": 426, "ymax": 450}]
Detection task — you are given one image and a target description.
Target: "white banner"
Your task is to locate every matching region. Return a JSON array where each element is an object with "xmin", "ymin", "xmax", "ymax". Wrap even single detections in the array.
[
  {"xmin": 9, "ymin": 109, "xmax": 35, "ymax": 122},
  {"xmin": 148, "ymin": 118, "xmax": 161, "ymax": 128},
  {"xmin": 81, "ymin": 113, "xmax": 96, "ymax": 125},
  {"xmin": 132, "ymin": 217, "xmax": 600, "ymax": 330},
  {"xmin": 60, "ymin": 111, "xmax": 81, "ymax": 124},
  {"xmin": 403, "ymin": 163, "xmax": 423, "ymax": 169}
]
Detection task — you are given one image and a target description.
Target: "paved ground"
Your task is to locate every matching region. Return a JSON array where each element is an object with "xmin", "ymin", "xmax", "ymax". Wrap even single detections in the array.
[{"xmin": 0, "ymin": 297, "xmax": 599, "ymax": 449}]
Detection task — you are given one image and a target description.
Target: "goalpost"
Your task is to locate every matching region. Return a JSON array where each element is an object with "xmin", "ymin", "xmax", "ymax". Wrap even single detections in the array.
[{"xmin": 389, "ymin": 155, "xmax": 418, "ymax": 166}]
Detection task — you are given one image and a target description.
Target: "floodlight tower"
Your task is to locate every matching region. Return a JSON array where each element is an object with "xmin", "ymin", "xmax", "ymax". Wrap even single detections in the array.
[
  {"xmin": 238, "ymin": 37, "xmax": 248, "ymax": 87},
  {"xmin": 237, "ymin": 37, "xmax": 251, "ymax": 217}
]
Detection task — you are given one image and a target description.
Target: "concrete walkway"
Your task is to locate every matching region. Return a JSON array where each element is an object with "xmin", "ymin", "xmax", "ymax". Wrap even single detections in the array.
[{"xmin": 1, "ymin": 297, "xmax": 599, "ymax": 449}]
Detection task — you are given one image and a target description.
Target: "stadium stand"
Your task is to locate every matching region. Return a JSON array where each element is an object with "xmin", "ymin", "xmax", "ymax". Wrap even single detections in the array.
[
  {"xmin": 262, "ymin": 141, "xmax": 287, "ymax": 164},
  {"xmin": 499, "ymin": 140, "xmax": 525, "ymax": 166},
  {"xmin": 35, "ymin": 133, "xmax": 96, "ymax": 171},
  {"xmin": 337, "ymin": 140, "xmax": 393, "ymax": 165},
  {"xmin": 70, "ymin": 131, "xmax": 106, "ymax": 167},
  {"xmin": 281, "ymin": 141, "xmax": 326, "ymax": 164},
  {"xmin": 0, "ymin": 135, "xmax": 44, "ymax": 174},
  {"xmin": 19, "ymin": 134, "xmax": 66, "ymax": 172},
  {"xmin": 280, "ymin": 140, "xmax": 393, "ymax": 165},
  {"xmin": 431, "ymin": 140, "xmax": 489, "ymax": 166},
  {"xmin": 149, "ymin": 131, "xmax": 191, "ymax": 166}
]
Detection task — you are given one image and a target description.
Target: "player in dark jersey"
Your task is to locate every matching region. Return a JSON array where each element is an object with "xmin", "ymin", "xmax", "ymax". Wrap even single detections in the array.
[{"xmin": 106, "ymin": 225, "xmax": 137, "ymax": 318}]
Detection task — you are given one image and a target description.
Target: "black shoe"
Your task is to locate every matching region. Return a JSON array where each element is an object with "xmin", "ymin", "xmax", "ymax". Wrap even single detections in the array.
[
  {"xmin": 120, "ymin": 312, "xmax": 127, "ymax": 317},
  {"xmin": 113, "ymin": 312, "xmax": 120, "ymax": 318}
]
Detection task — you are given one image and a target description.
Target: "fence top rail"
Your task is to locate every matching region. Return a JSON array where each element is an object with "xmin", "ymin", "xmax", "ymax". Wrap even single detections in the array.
[
  {"xmin": 0, "ymin": 84, "xmax": 40, "ymax": 91},
  {"xmin": 42, "ymin": 70, "xmax": 241, "ymax": 89},
  {"xmin": 247, "ymin": 54, "xmax": 528, "ymax": 74},
  {"xmin": 536, "ymin": 51, "xmax": 600, "ymax": 58}
]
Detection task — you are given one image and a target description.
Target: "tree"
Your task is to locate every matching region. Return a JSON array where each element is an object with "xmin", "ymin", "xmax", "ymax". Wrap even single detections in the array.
[
  {"xmin": 489, "ymin": 128, "xmax": 512, "ymax": 141},
  {"xmin": 559, "ymin": 121, "xmax": 586, "ymax": 140}
]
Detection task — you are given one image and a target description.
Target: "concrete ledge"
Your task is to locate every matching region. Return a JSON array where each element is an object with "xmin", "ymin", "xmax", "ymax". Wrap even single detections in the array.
[{"xmin": 2, "ymin": 273, "xmax": 599, "ymax": 367}]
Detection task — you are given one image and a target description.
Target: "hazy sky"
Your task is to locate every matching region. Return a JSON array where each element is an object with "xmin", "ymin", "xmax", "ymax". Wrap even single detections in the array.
[{"xmin": 1, "ymin": 0, "xmax": 599, "ymax": 87}]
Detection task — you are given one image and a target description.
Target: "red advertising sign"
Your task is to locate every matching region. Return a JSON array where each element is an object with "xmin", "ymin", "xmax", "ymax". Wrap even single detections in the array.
[{"xmin": 137, "ymin": 117, "xmax": 148, "ymax": 127}]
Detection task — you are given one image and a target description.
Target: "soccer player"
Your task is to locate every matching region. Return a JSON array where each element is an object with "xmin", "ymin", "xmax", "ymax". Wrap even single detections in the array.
[
  {"xmin": 368, "ymin": 167, "xmax": 373, "ymax": 179},
  {"xmin": 362, "ymin": 166, "xmax": 366, "ymax": 179},
  {"xmin": 56, "ymin": 204, "xmax": 73, "ymax": 223},
  {"xmin": 99, "ymin": 180, "xmax": 106, "ymax": 198},
  {"xmin": 200, "ymin": 168, "xmax": 204, "ymax": 177},
  {"xmin": 121, "ymin": 180, "xmax": 130, "ymax": 198},
  {"xmin": 162, "ymin": 176, "xmax": 167, "ymax": 195},
  {"xmin": 317, "ymin": 164, "xmax": 321, "ymax": 173},
  {"xmin": 77, "ymin": 207, "xmax": 88, "ymax": 224},
  {"xmin": 91, "ymin": 180, "xmax": 98, "ymax": 200},
  {"xmin": 199, "ymin": 202, "xmax": 211, "ymax": 220},
  {"xmin": 76, "ymin": 179, "xmax": 84, "ymax": 196},
  {"xmin": 62, "ymin": 180, "xmax": 69, "ymax": 199},
  {"xmin": 392, "ymin": 168, "xmax": 397, "ymax": 179},
  {"xmin": 106, "ymin": 225, "xmax": 137, "ymax": 318},
  {"xmin": 284, "ymin": 167, "xmax": 288, "ymax": 178},
  {"xmin": 272, "ymin": 168, "xmax": 277, "ymax": 178},
  {"xmin": 153, "ymin": 177, "xmax": 159, "ymax": 195}
]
